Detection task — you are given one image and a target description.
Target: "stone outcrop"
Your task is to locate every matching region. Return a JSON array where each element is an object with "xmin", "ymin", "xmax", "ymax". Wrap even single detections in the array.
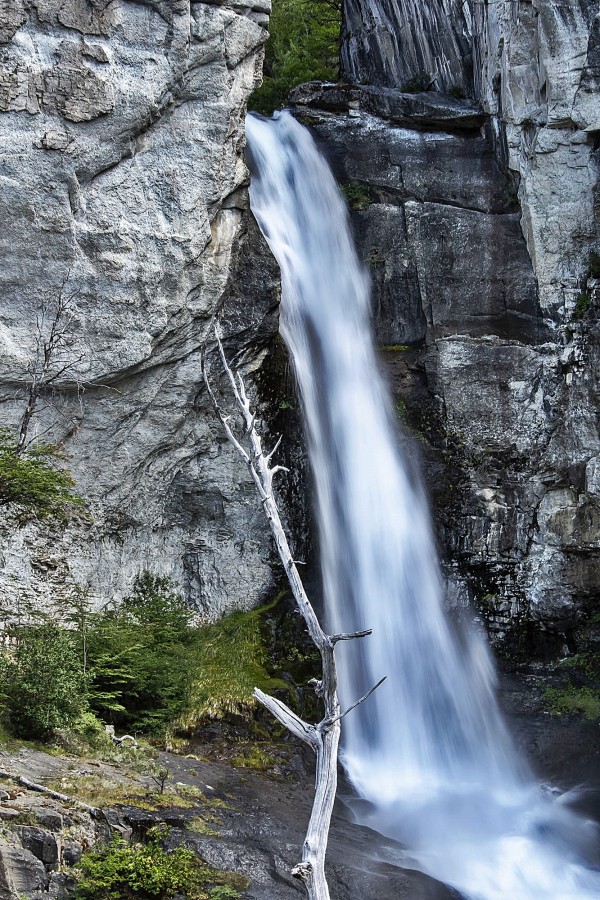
[
  {"xmin": 299, "ymin": 0, "xmax": 600, "ymax": 655},
  {"xmin": 0, "ymin": 0, "xmax": 283, "ymax": 617},
  {"xmin": 0, "ymin": 745, "xmax": 460, "ymax": 900},
  {"xmin": 341, "ymin": 0, "xmax": 474, "ymax": 95}
]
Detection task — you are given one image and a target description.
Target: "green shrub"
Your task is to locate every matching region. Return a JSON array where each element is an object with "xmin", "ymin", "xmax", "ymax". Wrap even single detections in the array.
[
  {"xmin": 75, "ymin": 827, "xmax": 247, "ymax": 899},
  {"xmin": 543, "ymin": 686, "xmax": 600, "ymax": 720},
  {"xmin": 230, "ymin": 742, "xmax": 277, "ymax": 771},
  {"xmin": 0, "ymin": 623, "xmax": 86, "ymax": 740},
  {"xmin": 71, "ymin": 711, "xmax": 113, "ymax": 748},
  {"xmin": 179, "ymin": 600, "xmax": 287, "ymax": 728},
  {"xmin": 340, "ymin": 182, "xmax": 371, "ymax": 211},
  {"xmin": 401, "ymin": 73, "xmax": 432, "ymax": 93},
  {"xmin": 450, "ymin": 83, "xmax": 466, "ymax": 99},
  {"xmin": 0, "ymin": 430, "xmax": 84, "ymax": 520},
  {"xmin": 589, "ymin": 250, "xmax": 600, "ymax": 278},
  {"xmin": 368, "ymin": 251, "xmax": 385, "ymax": 268},
  {"xmin": 572, "ymin": 290, "xmax": 592, "ymax": 321},
  {"xmin": 250, "ymin": 0, "xmax": 341, "ymax": 115},
  {"xmin": 86, "ymin": 574, "xmax": 198, "ymax": 733}
]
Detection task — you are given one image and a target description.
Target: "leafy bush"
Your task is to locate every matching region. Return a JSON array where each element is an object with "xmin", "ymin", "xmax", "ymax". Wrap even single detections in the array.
[
  {"xmin": 543, "ymin": 686, "xmax": 600, "ymax": 720},
  {"xmin": 75, "ymin": 827, "xmax": 247, "ymax": 899},
  {"xmin": 0, "ymin": 430, "xmax": 84, "ymax": 520},
  {"xmin": 71, "ymin": 711, "xmax": 114, "ymax": 747},
  {"xmin": 250, "ymin": 0, "xmax": 341, "ymax": 115},
  {"xmin": 401, "ymin": 73, "xmax": 432, "ymax": 93},
  {"xmin": 0, "ymin": 578, "xmax": 308, "ymax": 744},
  {"xmin": 450, "ymin": 83, "xmax": 466, "ymax": 99},
  {"xmin": 589, "ymin": 250, "xmax": 600, "ymax": 278},
  {"xmin": 179, "ymin": 600, "xmax": 287, "ymax": 727},
  {"xmin": 340, "ymin": 182, "xmax": 372, "ymax": 211},
  {"xmin": 86, "ymin": 574, "xmax": 198, "ymax": 733},
  {"xmin": 572, "ymin": 290, "xmax": 592, "ymax": 321},
  {"xmin": 0, "ymin": 623, "xmax": 86, "ymax": 740}
]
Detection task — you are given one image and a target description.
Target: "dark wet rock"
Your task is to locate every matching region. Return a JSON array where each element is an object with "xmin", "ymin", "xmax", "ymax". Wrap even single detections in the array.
[
  {"xmin": 97, "ymin": 808, "xmax": 133, "ymax": 845},
  {"xmin": 500, "ymin": 665, "xmax": 600, "ymax": 791},
  {"xmin": 60, "ymin": 843, "xmax": 82, "ymax": 868},
  {"xmin": 290, "ymin": 82, "xmax": 484, "ymax": 132},
  {"xmin": 47, "ymin": 871, "xmax": 76, "ymax": 899},
  {"xmin": 14, "ymin": 828, "xmax": 59, "ymax": 870},
  {"xmin": 293, "ymin": 5, "xmax": 600, "ymax": 652},
  {"xmin": 306, "ymin": 110, "xmax": 516, "ymax": 215},
  {"xmin": 157, "ymin": 752, "xmax": 457, "ymax": 900},
  {"xmin": 32, "ymin": 811, "xmax": 63, "ymax": 833},
  {"xmin": 0, "ymin": 840, "xmax": 49, "ymax": 898},
  {"xmin": 340, "ymin": 0, "xmax": 474, "ymax": 96}
]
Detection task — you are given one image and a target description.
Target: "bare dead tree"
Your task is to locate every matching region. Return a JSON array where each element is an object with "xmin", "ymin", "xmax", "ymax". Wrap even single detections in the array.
[
  {"xmin": 16, "ymin": 275, "xmax": 85, "ymax": 457},
  {"xmin": 202, "ymin": 324, "xmax": 384, "ymax": 900}
]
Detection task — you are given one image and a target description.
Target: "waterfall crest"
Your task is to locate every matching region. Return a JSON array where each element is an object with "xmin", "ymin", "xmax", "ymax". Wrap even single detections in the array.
[{"xmin": 245, "ymin": 110, "xmax": 600, "ymax": 900}]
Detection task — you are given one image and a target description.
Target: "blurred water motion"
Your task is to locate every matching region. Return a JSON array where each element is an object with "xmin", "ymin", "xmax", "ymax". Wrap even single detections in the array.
[{"xmin": 246, "ymin": 110, "xmax": 600, "ymax": 899}]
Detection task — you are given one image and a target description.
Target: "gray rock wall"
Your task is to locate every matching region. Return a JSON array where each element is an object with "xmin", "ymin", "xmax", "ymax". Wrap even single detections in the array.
[
  {"xmin": 0, "ymin": 0, "xmax": 283, "ymax": 618},
  {"xmin": 305, "ymin": 0, "xmax": 600, "ymax": 654},
  {"xmin": 473, "ymin": 0, "xmax": 600, "ymax": 318},
  {"xmin": 341, "ymin": 0, "xmax": 474, "ymax": 94}
]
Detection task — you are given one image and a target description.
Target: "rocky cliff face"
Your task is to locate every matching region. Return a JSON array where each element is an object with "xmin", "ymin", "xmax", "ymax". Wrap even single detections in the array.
[
  {"xmin": 309, "ymin": 0, "xmax": 600, "ymax": 655},
  {"xmin": 0, "ymin": 0, "xmax": 283, "ymax": 618},
  {"xmin": 341, "ymin": 0, "xmax": 473, "ymax": 95}
]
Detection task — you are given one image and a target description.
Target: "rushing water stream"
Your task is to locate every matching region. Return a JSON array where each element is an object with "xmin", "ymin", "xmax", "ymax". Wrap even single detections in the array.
[{"xmin": 245, "ymin": 110, "xmax": 600, "ymax": 899}]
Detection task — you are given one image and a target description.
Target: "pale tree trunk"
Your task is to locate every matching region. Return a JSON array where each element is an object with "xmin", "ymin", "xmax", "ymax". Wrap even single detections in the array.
[{"xmin": 202, "ymin": 324, "xmax": 384, "ymax": 900}]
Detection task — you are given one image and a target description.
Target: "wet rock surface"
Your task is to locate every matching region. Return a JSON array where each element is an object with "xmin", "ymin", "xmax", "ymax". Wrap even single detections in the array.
[
  {"xmin": 0, "ymin": 744, "xmax": 459, "ymax": 899},
  {"xmin": 500, "ymin": 666, "xmax": 600, "ymax": 793},
  {"xmin": 290, "ymin": 90, "xmax": 597, "ymax": 653},
  {"xmin": 0, "ymin": 696, "xmax": 596, "ymax": 900},
  {"xmin": 341, "ymin": 0, "xmax": 474, "ymax": 96},
  {"xmin": 291, "ymin": 82, "xmax": 485, "ymax": 132},
  {"xmin": 292, "ymin": 0, "xmax": 600, "ymax": 654}
]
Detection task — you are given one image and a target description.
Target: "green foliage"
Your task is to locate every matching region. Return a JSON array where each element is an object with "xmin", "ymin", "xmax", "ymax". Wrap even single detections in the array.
[
  {"xmin": 0, "ymin": 430, "xmax": 84, "ymax": 521},
  {"xmin": 75, "ymin": 827, "xmax": 247, "ymax": 900},
  {"xmin": 0, "ymin": 623, "xmax": 86, "ymax": 740},
  {"xmin": 401, "ymin": 73, "xmax": 432, "ymax": 93},
  {"xmin": 340, "ymin": 182, "xmax": 372, "ymax": 211},
  {"xmin": 180, "ymin": 599, "xmax": 287, "ymax": 727},
  {"xmin": 73, "ymin": 711, "xmax": 113, "ymax": 744},
  {"xmin": 379, "ymin": 345, "xmax": 410, "ymax": 352},
  {"xmin": 188, "ymin": 815, "xmax": 220, "ymax": 838},
  {"xmin": 230, "ymin": 742, "xmax": 277, "ymax": 771},
  {"xmin": 589, "ymin": 250, "xmax": 600, "ymax": 278},
  {"xmin": 0, "ymin": 578, "xmax": 320, "ymax": 746},
  {"xmin": 250, "ymin": 0, "xmax": 341, "ymax": 115},
  {"xmin": 556, "ymin": 652, "xmax": 600, "ymax": 679},
  {"xmin": 543, "ymin": 686, "xmax": 600, "ymax": 720},
  {"xmin": 449, "ymin": 83, "xmax": 466, "ymax": 99},
  {"xmin": 572, "ymin": 290, "xmax": 592, "ymax": 321},
  {"xmin": 86, "ymin": 574, "xmax": 197, "ymax": 733},
  {"xmin": 368, "ymin": 251, "xmax": 385, "ymax": 268},
  {"xmin": 394, "ymin": 398, "xmax": 408, "ymax": 420}
]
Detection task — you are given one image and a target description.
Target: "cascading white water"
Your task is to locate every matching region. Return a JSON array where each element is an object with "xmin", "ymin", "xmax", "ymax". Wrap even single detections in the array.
[{"xmin": 245, "ymin": 110, "xmax": 600, "ymax": 899}]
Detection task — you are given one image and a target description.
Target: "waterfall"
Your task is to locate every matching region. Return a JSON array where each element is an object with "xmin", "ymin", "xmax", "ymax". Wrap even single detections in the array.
[{"xmin": 245, "ymin": 110, "xmax": 600, "ymax": 900}]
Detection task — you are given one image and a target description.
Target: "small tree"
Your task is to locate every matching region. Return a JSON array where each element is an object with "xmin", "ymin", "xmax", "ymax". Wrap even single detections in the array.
[
  {"xmin": 0, "ymin": 275, "xmax": 86, "ymax": 519},
  {"xmin": 17, "ymin": 276, "xmax": 85, "ymax": 456},
  {"xmin": 0, "ymin": 429, "xmax": 84, "ymax": 519},
  {"xmin": 0, "ymin": 622, "xmax": 86, "ymax": 740},
  {"xmin": 86, "ymin": 574, "xmax": 197, "ymax": 732}
]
